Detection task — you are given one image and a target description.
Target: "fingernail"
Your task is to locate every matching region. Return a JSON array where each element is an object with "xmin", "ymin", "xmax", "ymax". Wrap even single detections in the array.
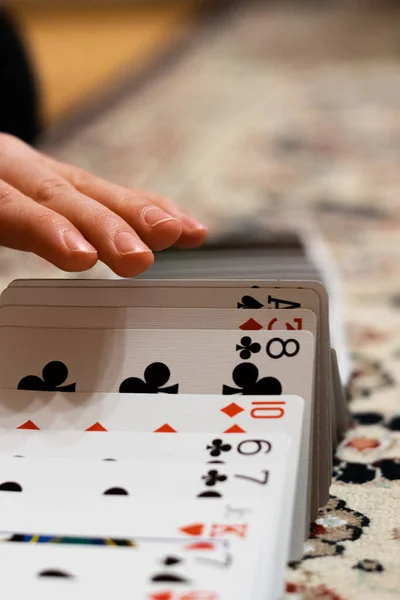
[
  {"xmin": 181, "ymin": 214, "xmax": 208, "ymax": 231},
  {"xmin": 63, "ymin": 230, "xmax": 96, "ymax": 253},
  {"xmin": 142, "ymin": 206, "xmax": 178, "ymax": 228},
  {"xmin": 114, "ymin": 231, "xmax": 149, "ymax": 256}
]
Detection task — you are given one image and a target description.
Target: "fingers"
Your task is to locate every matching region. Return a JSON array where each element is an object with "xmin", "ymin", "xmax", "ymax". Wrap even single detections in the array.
[
  {"xmin": 0, "ymin": 179, "xmax": 98, "ymax": 272},
  {"xmin": 141, "ymin": 192, "xmax": 209, "ymax": 249},
  {"xmin": 0, "ymin": 137, "xmax": 154, "ymax": 278},
  {"xmin": 0, "ymin": 133, "xmax": 208, "ymax": 278},
  {"xmin": 48, "ymin": 158, "xmax": 208, "ymax": 250}
]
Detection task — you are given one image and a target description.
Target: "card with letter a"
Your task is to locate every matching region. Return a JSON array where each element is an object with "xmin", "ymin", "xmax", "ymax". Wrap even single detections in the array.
[{"xmin": 0, "ymin": 275, "xmax": 347, "ymax": 599}]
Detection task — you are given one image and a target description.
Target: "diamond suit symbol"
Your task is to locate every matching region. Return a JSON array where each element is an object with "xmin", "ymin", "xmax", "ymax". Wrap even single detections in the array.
[
  {"xmin": 153, "ymin": 424, "xmax": 177, "ymax": 433},
  {"xmin": 17, "ymin": 420, "xmax": 40, "ymax": 430},
  {"xmin": 86, "ymin": 422, "xmax": 107, "ymax": 432},
  {"xmin": 224, "ymin": 424, "xmax": 247, "ymax": 433},
  {"xmin": 239, "ymin": 318, "xmax": 263, "ymax": 331},
  {"xmin": 221, "ymin": 403, "xmax": 244, "ymax": 418},
  {"xmin": 179, "ymin": 523, "xmax": 205, "ymax": 537}
]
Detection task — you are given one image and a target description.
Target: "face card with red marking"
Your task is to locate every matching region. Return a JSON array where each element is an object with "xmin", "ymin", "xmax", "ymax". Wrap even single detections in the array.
[
  {"xmin": 0, "ymin": 492, "xmax": 286, "ymax": 600},
  {"xmin": 0, "ymin": 393, "xmax": 306, "ymax": 563},
  {"xmin": 0, "ymin": 540, "xmax": 248, "ymax": 600}
]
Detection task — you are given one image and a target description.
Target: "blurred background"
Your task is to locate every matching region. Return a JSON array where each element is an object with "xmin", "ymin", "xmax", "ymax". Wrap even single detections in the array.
[
  {"xmin": 1, "ymin": 0, "xmax": 400, "ymax": 298},
  {"xmin": 2, "ymin": 0, "xmax": 209, "ymax": 132}
]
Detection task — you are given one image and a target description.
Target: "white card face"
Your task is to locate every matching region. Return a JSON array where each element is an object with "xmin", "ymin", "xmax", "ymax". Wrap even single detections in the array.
[
  {"xmin": 0, "ymin": 488, "xmax": 286, "ymax": 600},
  {"xmin": 0, "ymin": 327, "xmax": 314, "ymax": 527},
  {"xmin": 0, "ymin": 306, "xmax": 317, "ymax": 336},
  {"xmin": 0, "ymin": 328, "xmax": 315, "ymax": 396},
  {"xmin": 0, "ymin": 394, "xmax": 306, "ymax": 564},
  {"xmin": 0, "ymin": 493, "xmax": 280, "ymax": 559},
  {"xmin": 0, "ymin": 433, "xmax": 290, "ymax": 500},
  {"xmin": 0, "ymin": 541, "xmax": 264, "ymax": 599},
  {"xmin": 0, "ymin": 533, "xmax": 270, "ymax": 600},
  {"xmin": 0, "ymin": 326, "xmax": 314, "ymax": 534},
  {"xmin": 0, "ymin": 428, "xmax": 300, "ymax": 462},
  {"xmin": 0, "ymin": 430, "xmax": 299, "ymax": 598},
  {"xmin": 0, "ymin": 279, "xmax": 332, "ymax": 511}
]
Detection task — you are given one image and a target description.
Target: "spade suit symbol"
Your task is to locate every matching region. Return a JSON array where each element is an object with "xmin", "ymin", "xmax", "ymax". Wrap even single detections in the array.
[
  {"xmin": 18, "ymin": 361, "xmax": 76, "ymax": 392},
  {"xmin": 222, "ymin": 363, "xmax": 282, "ymax": 395},
  {"xmin": 237, "ymin": 295, "xmax": 264, "ymax": 309},
  {"xmin": 119, "ymin": 362, "xmax": 178, "ymax": 394}
]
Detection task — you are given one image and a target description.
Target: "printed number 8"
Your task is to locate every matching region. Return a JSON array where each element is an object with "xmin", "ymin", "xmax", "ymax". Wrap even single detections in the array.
[{"xmin": 266, "ymin": 337, "xmax": 300, "ymax": 359}]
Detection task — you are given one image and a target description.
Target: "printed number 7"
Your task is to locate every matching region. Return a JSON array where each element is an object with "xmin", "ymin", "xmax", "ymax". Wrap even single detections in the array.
[{"xmin": 234, "ymin": 470, "xmax": 269, "ymax": 485}]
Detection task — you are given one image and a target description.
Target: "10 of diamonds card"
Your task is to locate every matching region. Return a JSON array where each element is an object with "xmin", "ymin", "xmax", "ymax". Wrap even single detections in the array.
[{"xmin": 0, "ymin": 278, "xmax": 347, "ymax": 599}]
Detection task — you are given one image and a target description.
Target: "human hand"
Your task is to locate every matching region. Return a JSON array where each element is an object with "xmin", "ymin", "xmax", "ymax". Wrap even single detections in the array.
[{"xmin": 0, "ymin": 133, "xmax": 208, "ymax": 277}]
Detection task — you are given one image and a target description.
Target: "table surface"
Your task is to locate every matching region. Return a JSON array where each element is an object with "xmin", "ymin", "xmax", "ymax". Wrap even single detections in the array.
[{"xmin": 1, "ymin": 2, "xmax": 400, "ymax": 598}]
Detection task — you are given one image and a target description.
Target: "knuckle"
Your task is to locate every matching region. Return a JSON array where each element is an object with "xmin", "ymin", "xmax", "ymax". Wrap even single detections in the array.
[
  {"xmin": 67, "ymin": 166, "xmax": 89, "ymax": 189},
  {"xmin": 0, "ymin": 186, "xmax": 17, "ymax": 208},
  {"xmin": 35, "ymin": 177, "xmax": 73, "ymax": 205},
  {"xmin": 118, "ymin": 192, "xmax": 134, "ymax": 206},
  {"xmin": 111, "ymin": 185, "xmax": 143, "ymax": 210},
  {"xmin": 35, "ymin": 210, "xmax": 61, "ymax": 229},
  {"xmin": 121, "ymin": 193, "xmax": 153, "ymax": 216},
  {"xmin": 82, "ymin": 206, "xmax": 117, "ymax": 231}
]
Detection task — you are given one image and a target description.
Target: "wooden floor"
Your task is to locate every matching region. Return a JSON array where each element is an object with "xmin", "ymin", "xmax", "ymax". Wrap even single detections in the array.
[{"xmin": 8, "ymin": 2, "xmax": 202, "ymax": 126}]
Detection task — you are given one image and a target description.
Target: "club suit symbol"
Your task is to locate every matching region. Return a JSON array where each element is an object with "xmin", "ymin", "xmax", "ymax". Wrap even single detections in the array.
[
  {"xmin": 207, "ymin": 439, "xmax": 232, "ymax": 458},
  {"xmin": 119, "ymin": 362, "xmax": 179, "ymax": 394},
  {"xmin": 222, "ymin": 363, "xmax": 282, "ymax": 395},
  {"xmin": 202, "ymin": 469, "xmax": 227, "ymax": 487},
  {"xmin": 236, "ymin": 336, "xmax": 261, "ymax": 360},
  {"xmin": 18, "ymin": 361, "xmax": 76, "ymax": 392}
]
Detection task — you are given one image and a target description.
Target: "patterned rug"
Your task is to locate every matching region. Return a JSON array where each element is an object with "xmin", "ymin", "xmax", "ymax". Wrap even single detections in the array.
[{"xmin": 2, "ymin": 1, "xmax": 400, "ymax": 598}]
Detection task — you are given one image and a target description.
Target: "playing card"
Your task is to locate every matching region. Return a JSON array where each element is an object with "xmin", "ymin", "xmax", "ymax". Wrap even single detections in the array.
[
  {"xmin": 0, "ymin": 393, "xmax": 306, "ymax": 562},
  {"xmin": 0, "ymin": 433, "xmax": 290, "ymax": 500},
  {"xmin": 0, "ymin": 279, "xmax": 332, "ymax": 513},
  {"xmin": 0, "ymin": 441, "xmax": 290, "ymax": 596},
  {"xmin": 0, "ymin": 326, "xmax": 314, "ymax": 527},
  {"xmin": 0, "ymin": 542, "xmax": 248, "ymax": 598},
  {"xmin": 0, "ymin": 328, "xmax": 314, "ymax": 396},
  {"xmin": 0, "ymin": 540, "xmax": 260, "ymax": 600},
  {"xmin": 0, "ymin": 492, "xmax": 276, "ymax": 543},
  {"xmin": 0, "ymin": 305, "xmax": 317, "ymax": 336},
  {"xmin": 0, "ymin": 492, "xmax": 284, "ymax": 599},
  {"xmin": 0, "ymin": 428, "xmax": 299, "ymax": 458},
  {"xmin": 331, "ymin": 348, "xmax": 349, "ymax": 442},
  {"xmin": 0, "ymin": 281, "xmax": 325, "ymax": 313}
]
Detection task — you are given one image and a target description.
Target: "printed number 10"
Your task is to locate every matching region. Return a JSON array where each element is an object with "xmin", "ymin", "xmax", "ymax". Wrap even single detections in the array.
[{"xmin": 250, "ymin": 401, "xmax": 285, "ymax": 419}]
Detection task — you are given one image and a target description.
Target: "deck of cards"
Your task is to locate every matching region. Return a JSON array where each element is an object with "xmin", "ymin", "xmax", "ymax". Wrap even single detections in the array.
[{"xmin": 0, "ymin": 272, "xmax": 348, "ymax": 599}]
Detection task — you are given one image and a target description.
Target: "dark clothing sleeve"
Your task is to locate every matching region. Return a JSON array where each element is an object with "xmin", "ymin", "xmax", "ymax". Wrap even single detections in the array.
[{"xmin": 0, "ymin": 8, "xmax": 40, "ymax": 144}]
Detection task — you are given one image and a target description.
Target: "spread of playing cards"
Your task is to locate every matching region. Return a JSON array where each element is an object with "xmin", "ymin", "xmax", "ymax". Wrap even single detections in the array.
[{"xmin": 0, "ymin": 230, "xmax": 349, "ymax": 599}]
